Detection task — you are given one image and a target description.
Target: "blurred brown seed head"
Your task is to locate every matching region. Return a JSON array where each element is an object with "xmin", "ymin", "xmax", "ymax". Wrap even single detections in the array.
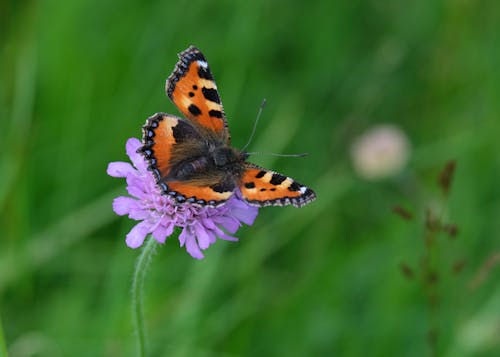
[
  {"xmin": 452, "ymin": 259, "xmax": 466, "ymax": 275},
  {"xmin": 399, "ymin": 262, "xmax": 415, "ymax": 280},
  {"xmin": 425, "ymin": 208, "xmax": 441, "ymax": 232},
  {"xmin": 444, "ymin": 224, "xmax": 459, "ymax": 239},
  {"xmin": 438, "ymin": 160, "xmax": 456, "ymax": 196},
  {"xmin": 468, "ymin": 252, "xmax": 500, "ymax": 290},
  {"xmin": 426, "ymin": 271, "xmax": 439, "ymax": 285},
  {"xmin": 428, "ymin": 293, "xmax": 440, "ymax": 308},
  {"xmin": 392, "ymin": 206, "xmax": 413, "ymax": 221},
  {"xmin": 428, "ymin": 329, "xmax": 438, "ymax": 348}
]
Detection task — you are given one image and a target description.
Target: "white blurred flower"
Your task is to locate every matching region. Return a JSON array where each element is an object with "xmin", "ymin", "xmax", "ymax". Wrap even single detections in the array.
[{"xmin": 350, "ymin": 125, "xmax": 410, "ymax": 180}]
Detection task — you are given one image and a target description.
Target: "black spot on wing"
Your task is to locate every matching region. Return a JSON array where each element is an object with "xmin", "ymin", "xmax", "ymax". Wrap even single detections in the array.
[
  {"xmin": 244, "ymin": 182, "xmax": 255, "ymax": 189},
  {"xmin": 208, "ymin": 110, "xmax": 223, "ymax": 118},
  {"xmin": 198, "ymin": 66, "xmax": 213, "ymax": 80},
  {"xmin": 192, "ymin": 85, "xmax": 198, "ymax": 90},
  {"xmin": 288, "ymin": 181, "xmax": 301, "ymax": 192},
  {"xmin": 188, "ymin": 92, "xmax": 194, "ymax": 97},
  {"xmin": 166, "ymin": 47, "xmax": 206, "ymax": 99},
  {"xmin": 270, "ymin": 173, "xmax": 287, "ymax": 185},
  {"xmin": 188, "ymin": 104, "xmax": 202, "ymax": 116},
  {"xmin": 202, "ymin": 87, "xmax": 221, "ymax": 104},
  {"xmin": 255, "ymin": 170, "xmax": 267, "ymax": 178}
]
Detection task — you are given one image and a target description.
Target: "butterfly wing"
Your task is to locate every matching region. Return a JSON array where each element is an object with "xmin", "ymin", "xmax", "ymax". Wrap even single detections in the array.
[
  {"xmin": 139, "ymin": 113, "xmax": 234, "ymax": 206},
  {"xmin": 239, "ymin": 164, "xmax": 316, "ymax": 207},
  {"xmin": 166, "ymin": 46, "xmax": 230, "ymax": 143}
]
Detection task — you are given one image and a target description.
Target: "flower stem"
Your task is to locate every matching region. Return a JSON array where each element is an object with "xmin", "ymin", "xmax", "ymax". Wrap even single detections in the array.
[
  {"xmin": 0, "ymin": 311, "xmax": 8, "ymax": 357},
  {"xmin": 132, "ymin": 236, "xmax": 158, "ymax": 357}
]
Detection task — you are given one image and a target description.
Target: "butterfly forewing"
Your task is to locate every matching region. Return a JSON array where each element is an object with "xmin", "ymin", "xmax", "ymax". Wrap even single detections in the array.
[{"xmin": 166, "ymin": 46, "xmax": 230, "ymax": 143}]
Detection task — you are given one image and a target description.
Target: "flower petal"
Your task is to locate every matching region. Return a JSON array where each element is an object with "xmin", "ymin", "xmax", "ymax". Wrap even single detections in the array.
[
  {"xmin": 152, "ymin": 222, "xmax": 174, "ymax": 244},
  {"xmin": 182, "ymin": 229, "xmax": 204, "ymax": 259},
  {"xmin": 194, "ymin": 222, "xmax": 211, "ymax": 250},
  {"xmin": 214, "ymin": 225, "xmax": 238, "ymax": 242},
  {"xmin": 230, "ymin": 200, "xmax": 259, "ymax": 226},
  {"xmin": 126, "ymin": 221, "xmax": 151, "ymax": 248},
  {"xmin": 213, "ymin": 215, "xmax": 240, "ymax": 234},
  {"xmin": 179, "ymin": 227, "xmax": 188, "ymax": 247},
  {"xmin": 112, "ymin": 196, "xmax": 139, "ymax": 216},
  {"xmin": 201, "ymin": 217, "xmax": 216, "ymax": 230},
  {"xmin": 126, "ymin": 138, "xmax": 148, "ymax": 172},
  {"xmin": 107, "ymin": 162, "xmax": 135, "ymax": 178},
  {"xmin": 127, "ymin": 180, "xmax": 149, "ymax": 200},
  {"xmin": 128, "ymin": 206, "xmax": 150, "ymax": 220},
  {"xmin": 205, "ymin": 228, "xmax": 216, "ymax": 244}
]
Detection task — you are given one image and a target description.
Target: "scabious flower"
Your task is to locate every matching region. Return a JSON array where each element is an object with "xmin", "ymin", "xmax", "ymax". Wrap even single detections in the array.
[
  {"xmin": 350, "ymin": 124, "xmax": 410, "ymax": 180},
  {"xmin": 107, "ymin": 138, "xmax": 259, "ymax": 259}
]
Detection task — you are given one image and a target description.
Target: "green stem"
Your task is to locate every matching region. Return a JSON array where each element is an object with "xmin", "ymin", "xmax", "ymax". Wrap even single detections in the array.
[
  {"xmin": 132, "ymin": 236, "xmax": 158, "ymax": 357},
  {"xmin": 0, "ymin": 311, "xmax": 8, "ymax": 357}
]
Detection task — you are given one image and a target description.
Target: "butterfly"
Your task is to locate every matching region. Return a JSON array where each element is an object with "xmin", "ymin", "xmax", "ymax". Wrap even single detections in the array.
[{"xmin": 138, "ymin": 46, "xmax": 316, "ymax": 208}]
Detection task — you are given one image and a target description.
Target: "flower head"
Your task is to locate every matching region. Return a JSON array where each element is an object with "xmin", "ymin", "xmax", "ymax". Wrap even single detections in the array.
[
  {"xmin": 350, "ymin": 125, "xmax": 410, "ymax": 180},
  {"xmin": 107, "ymin": 138, "xmax": 259, "ymax": 259}
]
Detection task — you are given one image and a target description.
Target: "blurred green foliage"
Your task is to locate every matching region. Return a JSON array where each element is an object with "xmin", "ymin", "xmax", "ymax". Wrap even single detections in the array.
[{"xmin": 1, "ymin": 0, "xmax": 500, "ymax": 356}]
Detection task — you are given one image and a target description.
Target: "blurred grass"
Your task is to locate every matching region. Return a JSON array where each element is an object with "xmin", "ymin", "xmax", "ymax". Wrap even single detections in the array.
[
  {"xmin": 1, "ymin": 0, "xmax": 500, "ymax": 356},
  {"xmin": 0, "ymin": 312, "xmax": 7, "ymax": 357}
]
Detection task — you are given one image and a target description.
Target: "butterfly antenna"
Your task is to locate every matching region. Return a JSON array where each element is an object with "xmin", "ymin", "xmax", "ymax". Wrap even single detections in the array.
[
  {"xmin": 246, "ymin": 152, "xmax": 309, "ymax": 158},
  {"xmin": 241, "ymin": 99, "xmax": 266, "ymax": 152}
]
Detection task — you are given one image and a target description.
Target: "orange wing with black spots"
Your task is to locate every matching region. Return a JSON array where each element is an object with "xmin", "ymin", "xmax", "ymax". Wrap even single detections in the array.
[
  {"xmin": 139, "ymin": 113, "xmax": 180, "ymax": 180},
  {"xmin": 239, "ymin": 164, "xmax": 316, "ymax": 207},
  {"xmin": 165, "ymin": 181, "xmax": 233, "ymax": 206},
  {"xmin": 166, "ymin": 46, "xmax": 229, "ymax": 142},
  {"xmin": 139, "ymin": 113, "xmax": 203, "ymax": 180}
]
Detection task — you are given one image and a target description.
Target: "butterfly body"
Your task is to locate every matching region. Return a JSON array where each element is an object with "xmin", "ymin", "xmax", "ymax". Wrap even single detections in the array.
[{"xmin": 139, "ymin": 46, "xmax": 316, "ymax": 208}]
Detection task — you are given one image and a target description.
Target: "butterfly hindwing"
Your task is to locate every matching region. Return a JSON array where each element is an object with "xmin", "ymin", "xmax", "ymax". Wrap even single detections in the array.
[
  {"xmin": 166, "ymin": 46, "xmax": 229, "ymax": 142},
  {"xmin": 140, "ymin": 113, "xmax": 203, "ymax": 180},
  {"xmin": 239, "ymin": 164, "xmax": 316, "ymax": 207},
  {"xmin": 165, "ymin": 181, "xmax": 234, "ymax": 206},
  {"xmin": 139, "ymin": 113, "xmax": 234, "ymax": 206}
]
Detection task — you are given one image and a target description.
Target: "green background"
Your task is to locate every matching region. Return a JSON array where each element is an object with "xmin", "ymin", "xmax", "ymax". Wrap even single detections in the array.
[{"xmin": 1, "ymin": 0, "xmax": 500, "ymax": 356}]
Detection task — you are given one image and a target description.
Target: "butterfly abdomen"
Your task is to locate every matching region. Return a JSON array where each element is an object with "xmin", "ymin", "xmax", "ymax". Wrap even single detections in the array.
[{"xmin": 168, "ymin": 156, "xmax": 210, "ymax": 181}]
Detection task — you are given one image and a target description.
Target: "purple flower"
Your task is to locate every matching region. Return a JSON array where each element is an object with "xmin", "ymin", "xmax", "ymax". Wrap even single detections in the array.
[{"xmin": 107, "ymin": 138, "xmax": 259, "ymax": 259}]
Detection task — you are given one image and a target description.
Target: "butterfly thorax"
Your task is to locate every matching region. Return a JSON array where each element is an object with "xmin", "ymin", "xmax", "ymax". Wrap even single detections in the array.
[
  {"xmin": 212, "ymin": 146, "xmax": 248, "ymax": 168},
  {"xmin": 167, "ymin": 145, "xmax": 247, "ymax": 182}
]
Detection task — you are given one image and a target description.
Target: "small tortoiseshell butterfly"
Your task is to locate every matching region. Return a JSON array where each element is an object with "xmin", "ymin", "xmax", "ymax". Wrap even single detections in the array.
[{"xmin": 138, "ymin": 46, "xmax": 316, "ymax": 208}]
